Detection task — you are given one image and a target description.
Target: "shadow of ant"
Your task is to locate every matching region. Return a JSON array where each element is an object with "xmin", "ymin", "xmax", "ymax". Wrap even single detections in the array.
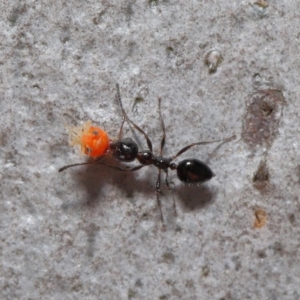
[
  {"xmin": 175, "ymin": 183, "xmax": 216, "ymax": 212},
  {"xmin": 60, "ymin": 158, "xmax": 216, "ymax": 224},
  {"xmin": 60, "ymin": 160, "xmax": 155, "ymax": 212}
]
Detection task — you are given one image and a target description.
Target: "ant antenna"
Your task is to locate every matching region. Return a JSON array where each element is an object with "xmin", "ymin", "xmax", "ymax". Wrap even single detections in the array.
[
  {"xmin": 116, "ymin": 83, "xmax": 153, "ymax": 152},
  {"xmin": 116, "ymin": 83, "xmax": 126, "ymax": 140},
  {"xmin": 158, "ymin": 98, "xmax": 166, "ymax": 156}
]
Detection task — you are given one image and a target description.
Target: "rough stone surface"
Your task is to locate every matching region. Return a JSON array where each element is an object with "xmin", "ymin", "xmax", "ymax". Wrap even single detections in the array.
[{"xmin": 1, "ymin": 1, "xmax": 299, "ymax": 299}]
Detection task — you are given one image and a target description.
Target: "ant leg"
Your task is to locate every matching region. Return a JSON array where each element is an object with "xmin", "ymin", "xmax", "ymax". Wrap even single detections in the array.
[
  {"xmin": 116, "ymin": 83, "xmax": 153, "ymax": 152},
  {"xmin": 158, "ymin": 98, "xmax": 166, "ymax": 156},
  {"xmin": 164, "ymin": 169, "xmax": 170, "ymax": 189},
  {"xmin": 59, "ymin": 162, "xmax": 95, "ymax": 172},
  {"xmin": 58, "ymin": 155, "xmax": 106, "ymax": 172},
  {"xmin": 155, "ymin": 169, "xmax": 164, "ymax": 223},
  {"xmin": 171, "ymin": 135, "xmax": 236, "ymax": 161},
  {"xmin": 164, "ymin": 170, "xmax": 177, "ymax": 217},
  {"xmin": 97, "ymin": 162, "xmax": 144, "ymax": 172}
]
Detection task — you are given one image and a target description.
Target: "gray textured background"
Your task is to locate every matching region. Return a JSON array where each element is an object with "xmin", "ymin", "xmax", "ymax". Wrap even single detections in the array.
[{"xmin": 1, "ymin": 1, "xmax": 300, "ymax": 299}]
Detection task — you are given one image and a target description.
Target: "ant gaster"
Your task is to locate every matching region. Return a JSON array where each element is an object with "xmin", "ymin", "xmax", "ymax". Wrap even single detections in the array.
[{"xmin": 59, "ymin": 84, "xmax": 236, "ymax": 223}]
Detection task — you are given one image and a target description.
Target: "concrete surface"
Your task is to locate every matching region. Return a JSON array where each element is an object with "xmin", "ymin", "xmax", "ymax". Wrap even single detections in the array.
[{"xmin": 1, "ymin": 1, "xmax": 300, "ymax": 299}]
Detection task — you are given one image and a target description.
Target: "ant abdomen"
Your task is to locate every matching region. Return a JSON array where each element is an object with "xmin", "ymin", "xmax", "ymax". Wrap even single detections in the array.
[
  {"xmin": 176, "ymin": 159, "xmax": 215, "ymax": 183},
  {"xmin": 110, "ymin": 138, "xmax": 138, "ymax": 162}
]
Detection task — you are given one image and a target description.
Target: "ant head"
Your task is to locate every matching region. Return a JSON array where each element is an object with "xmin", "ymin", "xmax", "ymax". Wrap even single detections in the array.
[
  {"xmin": 110, "ymin": 138, "xmax": 138, "ymax": 162},
  {"xmin": 177, "ymin": 159, "xmax": 215, "ymax": 183}
]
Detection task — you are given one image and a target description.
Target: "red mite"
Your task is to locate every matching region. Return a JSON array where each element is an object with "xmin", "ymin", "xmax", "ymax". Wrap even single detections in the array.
[
  {"xmin": 59, "ymin": 84, "xmax": 236, "ymax": 223},
  {"xmin": 67, "ymin": 120, "xmax": 110, "ymax": 159}
]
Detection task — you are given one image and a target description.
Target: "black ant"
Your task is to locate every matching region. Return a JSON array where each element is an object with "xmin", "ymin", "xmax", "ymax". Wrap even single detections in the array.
[{"xmin": 59, "ymin": 84, "xmax": 235, "ymax": 222}]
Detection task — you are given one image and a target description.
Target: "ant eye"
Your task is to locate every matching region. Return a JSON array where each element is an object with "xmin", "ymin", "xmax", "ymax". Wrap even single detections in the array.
[
  {"xmin": 177, "ymin": 159, "xmax": 214, "ymax": 183},
  {"xmin": 110, "ymin": 138, "xmax": 138, "ymax": 162}
]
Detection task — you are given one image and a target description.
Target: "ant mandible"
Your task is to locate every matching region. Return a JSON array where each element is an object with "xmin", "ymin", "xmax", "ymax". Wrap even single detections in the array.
[{"xmin": 59, "ymin": 84, "xmax": 236, "ymax": 223}]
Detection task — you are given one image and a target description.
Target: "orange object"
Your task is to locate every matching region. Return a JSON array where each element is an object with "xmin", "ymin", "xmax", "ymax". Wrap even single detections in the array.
[
  {"xmin": 67, "ymin": 120, "xmax": 109, "ymax": 158},
  {"xmin": 254, "ymin": 209, "xmax": 267, "ymax": 228}
]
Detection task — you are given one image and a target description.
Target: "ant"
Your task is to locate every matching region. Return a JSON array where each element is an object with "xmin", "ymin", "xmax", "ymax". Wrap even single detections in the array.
[{"xmin": 59, "ymin": 84, "xmax": 236, "ymax": 223}]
